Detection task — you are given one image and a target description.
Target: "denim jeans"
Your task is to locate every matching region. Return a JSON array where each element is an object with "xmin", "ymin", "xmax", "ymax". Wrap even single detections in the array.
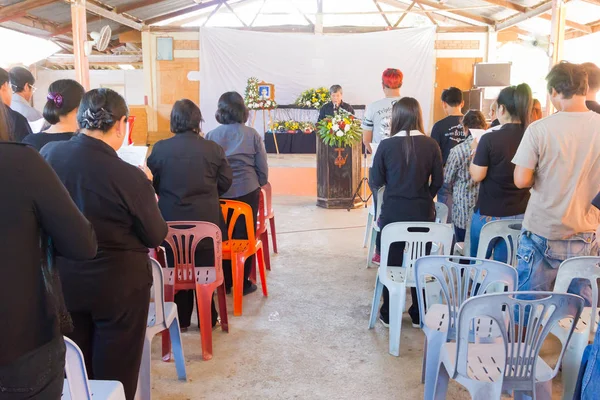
[
  {"xmin": 575, "ymin": 320, "xmax": 600, "ymax": 400},
  {"xmin": 516, "ymin": 230, "xmax": 598, "ymax": 306},
  {"xmin": 436, "ymin": 183, "xmax": 453, "ymax": 225},
  {"xmin": 469, "ymin": 209, "xmax": 525, "ymax": 262}
]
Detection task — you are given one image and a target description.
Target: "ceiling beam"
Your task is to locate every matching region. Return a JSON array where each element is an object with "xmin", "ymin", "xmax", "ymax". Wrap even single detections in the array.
[
  {"xmin": 481, "ymin": 0, "xmax": 527, "ymax": 13},
  {"xmin": 416, "ymin": 1, "xmax": 438, "ymax": 26},
  {"xmin": 565, "ymin": 19, "xmax": 600, "ymax": 39},
  {"xmin": 223, "ymin": 1, "xmax": 248, "ymax": 26},
  {"xmin": 379, "ymin": 0, "xmax": 479, "ymax": 26},
  {"xmin": 114, "ymin": 0, "xmax": 165, "ymax": 15},
  {"xmin": 394, "ymin": 1, "xmax": 416, "ymax": 27},
  {"xmin": 85, "ymin": 2, "xmax": 144, "ymax": 30},
  {"xmin": 0, "ymin": 0, "xmax": 57, "ymax": 23},
  {"xmin": 145, "ymin": 0, "xmax": 222, "ymax": 25},
  {"xmin": 202, "ymin": 2, "xmax": 223, "ymax": 27},
  {"xmin": 47, "ymin": 53, "xmax": 143, "ymax": 65},
  {"xmin": 414, "ymin": 0, "xmax": 495, "ymax": 25},
  {"xmin": 538, "ymin": 13, "xmax": 592, "ymax": 33},
  {"xmin": 12, "ymin": 15, "xmax": 61, "ymax": 35},
  {"xmin": 373, "ymin": 0, "xmax": 393, "ymax": 27},
  {"xmin": 495, "ymin": 1, "xmax": 552, "ymax": 31},
  {"xmin": 437, "ymin": 26, "xmax": 489, "ymax": 32}
]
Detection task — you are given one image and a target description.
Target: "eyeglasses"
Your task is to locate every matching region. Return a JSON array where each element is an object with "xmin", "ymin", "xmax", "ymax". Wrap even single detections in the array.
[{"xmin": 28, "ymin": 84, "xmax": 37, "ymax": 93}]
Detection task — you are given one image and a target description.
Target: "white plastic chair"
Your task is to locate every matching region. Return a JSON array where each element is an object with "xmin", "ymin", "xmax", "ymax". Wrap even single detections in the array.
[
  {"xmin": 366, "ymin": 186, "xmax": 385, "ymax": 268},
  {"xmin": 368, "ymin": 222, "xmax": 454, "ymax": 356},
  {"xmin": 476, "ymin": 219, "xmax": 523, "ymax": 266},
  {"xmin": 433, "ymin": 292, "xmax": 584, "ymax": 400},
  {"xmin": 435, "ymin": 202, "xmax": 449, "ymax": 224},
  {"xmin": 414, "ymin": 256, "xmax": 518, "ymax": 400},
  {"xmin": 135, "ymin": 258, "xmax": 187, "ymax": 400},
  {"xmin": 551, "ymin": 256, "xmax": 600, "ymax": 400},
  {"xmin": 63, "ymin": 337, "xmax": 126, "ymax": 400},
  {"xmin": 363, "ymin": 205, "xmax": 374, "ymax": 248}
]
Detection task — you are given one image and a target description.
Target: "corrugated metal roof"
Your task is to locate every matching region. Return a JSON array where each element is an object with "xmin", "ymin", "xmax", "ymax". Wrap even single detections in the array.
[
  {"xmin": 0, "ymin": 20, "xmax": 51, "ymax": 36},
  {"xmin": 124, "ymin": 0, "xmax": 196, "ymax": 21},
  {"xmin": 27, "ymin": 2, "xmax": 73, "ymax": 25}
]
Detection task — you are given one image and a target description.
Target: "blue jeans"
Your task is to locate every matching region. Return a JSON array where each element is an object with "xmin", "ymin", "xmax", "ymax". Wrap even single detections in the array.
[
  {"xmin": 436, "ymin": 183, "xmax": 453, "ymax": 224},
  {"xmin": 575, "ymin": 321, "xmax": 600, "ymax": 399},
  {"xmin": 469, "ymin": 209, "xmax": 524, "ymax": 262},
  {"xmin": 516, "ymin": 230, "xmax": 598, "ymax": 306}
]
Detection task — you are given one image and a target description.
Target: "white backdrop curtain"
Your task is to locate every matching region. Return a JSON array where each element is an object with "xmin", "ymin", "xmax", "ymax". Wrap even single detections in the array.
[{"xmin": 199, "ymin": 27, "xmax": 436, "ymax": 134}]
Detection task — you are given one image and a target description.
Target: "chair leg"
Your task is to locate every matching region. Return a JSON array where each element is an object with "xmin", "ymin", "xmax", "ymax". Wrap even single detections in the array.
[
  {"xmin": 269, "ymin": 216, "xmax": 278, "ymax": 254},
  {"xmin": 257, "ymin": 245, "xmax": 268, "ymax": 297},
  {"xmin": 196, "ymin": 287, "xmax": 215, "ymax": 361},
  {"xmin": 168, "ymin": 316, "xmax": 188, "ymax": 378},
  {"xmin": 421, "ymin": 336, "xmax": 428, "ymax": 384},
  {"xmin": 433, "ymin": 362, "xmax": 450, "ymax": 400},
  {"xmin": 216, "ymin": 284, "xmax": 229, "ymax": 332},
  {"xmin": 232, "ymin": 254, "xmax": 245, "ymax": 317},
  {"xmin": 261, "ymin": 231, "xmax": 271, "ymax": 271},
  {"xmin": 250, "ymin": 257, "xmax": 257, "ymax": 284},
  {"xmin": 366, "ymin": 228, "xmax": 377, "ymax": 269},
  {"xmin": 423, "ymin": 333, "xmax": 446, "ymax": 400},
  {"xmin": 561, "ymin": 332, "xmax": 587, "ymax": 400},
  {"xmin": 368, "ymin": 273, "xmax": 383, "ymax": 329},
  {"xmin": 363, "ymin": 215, "xmax": 372, "ymax": 248},
  {"xmin": 533, "ymin": 380, "xmax": 552, "ymax": 400},
  {"xmin": 161, "ymin": 284, "xmax": 175, "ymax": 362},
  {"xmin": 388, "ymin": 288, "xmax": 405, "ymax": 357},
  {"xmin": 135, "ymin": 337, "xmax": 152, "ymax": 400}
]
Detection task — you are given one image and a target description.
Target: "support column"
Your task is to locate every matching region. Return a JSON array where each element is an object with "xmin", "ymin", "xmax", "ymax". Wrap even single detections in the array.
[
  {"xmin": 142, "ymin": 30, "xmax": 157, "ymax": 132},
  {"xmin": 485, "ymin": 27, "xmax": 497, "ymax": 63},
  {"xmin": 547, "ymin": 0, "xmax": 566, "ymax": 115},
  {"xmin": 71, "ymin": 0, "xmax": 90, "ymax": 90}
]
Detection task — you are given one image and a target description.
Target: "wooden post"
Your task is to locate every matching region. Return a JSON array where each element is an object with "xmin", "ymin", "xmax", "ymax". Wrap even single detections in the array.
[
  {"xmin": 71, "ymin": 0, "xmax": 90, "ymax": 90},
  {"xmin": 546, "ymin": 0, "xmax": 566, "ymax": 115}
]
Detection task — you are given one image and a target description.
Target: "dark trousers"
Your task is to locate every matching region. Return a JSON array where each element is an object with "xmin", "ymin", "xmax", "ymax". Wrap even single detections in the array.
[
  {"xmin": 67, "ymin": 286, "xmax": 150, "ymax": 400},
  {"xmin": 455, "ymin": 227, "xmax": 466, "ymax": 243},
  {"xmin": 0, "ymin": 336, "xmax": 65, "ymax": 400},
  {"xmin": 223, "ymin": 188, "xmax": 260, "ymax": 290}
]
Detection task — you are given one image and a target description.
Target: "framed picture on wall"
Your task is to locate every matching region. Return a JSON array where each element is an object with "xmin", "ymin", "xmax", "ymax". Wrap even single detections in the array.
[
  {"xmin": 258, "ymin": 82, "xmax": 275, "ymax": 100},
  {"xmin": 157, "ymin": 37, "xmax": 174, "ymax": 61}
]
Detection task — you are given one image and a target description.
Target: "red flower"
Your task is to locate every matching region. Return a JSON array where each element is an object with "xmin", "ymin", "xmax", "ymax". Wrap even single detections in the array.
[{"xmin": 339, "ymin": 121, "xmax": 346, "ymax": 130}]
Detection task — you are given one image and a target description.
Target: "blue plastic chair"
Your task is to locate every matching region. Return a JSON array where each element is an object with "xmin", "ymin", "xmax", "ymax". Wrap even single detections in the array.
[
  {"xmin": 414, "ymin": 255, "xmax": 518, "ymax": 400},
  {"xmin": 62, "ymin": 337, "xmax": 126, "ymax": 399},
  {"xmin": 433, "ymin": 292, "xmax": 584, "ymax": 400},
  {"xmin": 135, "ymin": 258, "xmax": 187, "ymax": 400},
  {"xmin": 368, "ymin": 222, "xmax": 455, "ymax": 356}
]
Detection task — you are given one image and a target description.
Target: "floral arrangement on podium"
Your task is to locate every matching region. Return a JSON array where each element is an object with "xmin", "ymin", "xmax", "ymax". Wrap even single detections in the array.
[
  {"xmin": 244, "ymin": 77, "xmax": 277, "ymax": 110},
  {"xmin": 294, "ymin": 87, "xmax": 330, "ymax": 109},
  {"xmin": 316, "ymin": 110, "xmax": 362, "ymax": 148}
]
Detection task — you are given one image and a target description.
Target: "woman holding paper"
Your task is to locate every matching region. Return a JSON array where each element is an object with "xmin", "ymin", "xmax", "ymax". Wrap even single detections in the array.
[
  {"xmin": 22, "ymin": 79, "xmax": 84, "ymax": 151},
  {"xmin": 41, "ymin": 88, "xmax": 167, "ymax": 400},
  {"xmin": 469, "ymin": 84, "xmax": 532, "ymax": 260}
]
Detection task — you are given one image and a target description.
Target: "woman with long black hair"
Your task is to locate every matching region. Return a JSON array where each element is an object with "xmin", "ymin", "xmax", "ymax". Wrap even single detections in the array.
[
  {"xmin": 41, "ymin": 88, "xmax": 167, "ymax": 400},
  {"xmin": 469, "ymin": 83, "xmax": 533, "ymax": 261},
  {"xmin": 0, "ymin": 103, "xmax": 97, "ymax": 399},
  {"xmin": 370, "ymin": 97, "xmax": 443, "ymax": 327}
]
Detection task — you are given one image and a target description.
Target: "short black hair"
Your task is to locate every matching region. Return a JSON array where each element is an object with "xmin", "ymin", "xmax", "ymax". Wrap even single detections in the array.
[
  {"xmin": 43, "ymin": 79, "xmax": 85, "ymax": 125},
  {"xmin": 77, "ymin": 88, "xmax": 128, "ymax": 132},
  {"xmin": 0, "ymin": 68, "xmax": 8, "ymax": 87},
  {"xmin": 441, "ymin": 87, "xmax": 463, "ymax": 107},
  {"xmin": 330, "ymin": 85, "xmax": 342, "ymax": 94},
  {"xmin": 9, "ymin": 66, "xmax": 35, "ymax": 93},
  {"xmin": 215, "ymin": 91, "xmax": 248, "ymax": 125},
  {"xmin": 582, "ymin": 62, "xmax": 600, "ymax": 92},
  {"xmin": 171, "ymin": 99, "xmax": 203, "ymax": 134},
  {"xmin": 461, "ymin": 110, "xmax": 487, "ymax": 130},
  {"xmin": 546, "ymin": 61, "xmax": 587, "ymax": 99}
]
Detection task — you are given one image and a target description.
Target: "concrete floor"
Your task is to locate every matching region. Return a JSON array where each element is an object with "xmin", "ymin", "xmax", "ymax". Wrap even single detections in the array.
[{"xmin": 150, "ymin": 196, "xmax": 566, "ymax": 400}]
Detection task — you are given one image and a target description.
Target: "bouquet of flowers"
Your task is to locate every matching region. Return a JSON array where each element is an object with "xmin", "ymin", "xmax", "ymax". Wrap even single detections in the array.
[
  {"xmin": 316, "ymin": 110, "xmax": 362, "ymax": 148},
  {"xmin": 299, "ymin": 121, "xmax": 316, "ymax": 133},
  {"xmin": 244, "ymin": 77, "xmax": 277, "ymax": 110},
  {"xmin": 271, "ymin": 120, "xmax": 303, "ymax": 132},
  {"xmin": 294, "ymin": 87, "xmax": 330, "ymax": 109}
]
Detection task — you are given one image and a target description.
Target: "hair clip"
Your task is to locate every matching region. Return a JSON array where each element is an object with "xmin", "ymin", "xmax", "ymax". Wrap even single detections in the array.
[{"xmin": 47, "ymin": 92, "xmax": 63, "ymax": 108}]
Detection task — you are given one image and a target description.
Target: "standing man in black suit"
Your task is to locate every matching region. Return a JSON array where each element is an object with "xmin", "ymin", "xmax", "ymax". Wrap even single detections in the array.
[
  {"xmin": 318, "ymin": 85, "xmax": 355, "ymax": 122},
  {"xmin": 0, "ymin": 68, "xmax": 31, "ymax": 142}
]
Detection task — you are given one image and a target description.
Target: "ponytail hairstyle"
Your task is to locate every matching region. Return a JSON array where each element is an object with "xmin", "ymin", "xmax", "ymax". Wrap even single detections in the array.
[
  {"xmin": 43, "ymin": 79, "xmax": 85, "ymax": 125},
  {"xmin": 390, "ymin": 97, "xmax": 424, "ymax": 165},
  {"xmin": 496, "ymin": 83, "xmax": 533, "ymax": 129},
  {"xmin": 77, "ymin": 88, "xmax": 128, "ymax": 133},
  {"xmin": 461, "ymin": 110, "xmax": 487, "ymax": 134}
]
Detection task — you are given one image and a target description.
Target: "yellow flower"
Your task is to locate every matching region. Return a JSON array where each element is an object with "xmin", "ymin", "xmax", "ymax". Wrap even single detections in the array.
[
  {"xmin": 312, "ymin": 97, "xmax": 317, "ymax": 102},
  {"xmin": 327, "ymin": 122, "xmax": 333, "ymax": 129}
]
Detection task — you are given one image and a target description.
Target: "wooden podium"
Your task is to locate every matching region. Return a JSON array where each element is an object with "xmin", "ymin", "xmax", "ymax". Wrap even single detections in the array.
[{"xmin": 316, "ymin": 137, "xmax": 363, "ymax": 209}]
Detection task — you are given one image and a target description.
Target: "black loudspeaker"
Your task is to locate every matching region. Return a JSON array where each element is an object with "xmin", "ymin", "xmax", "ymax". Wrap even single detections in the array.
[
  {"xmin": 474, "ymin": 63, "xmax": 511, "ymax": 87},
  {"xmin": 461, "ymin": 89, "xmax": 484, "ymax": 114}
]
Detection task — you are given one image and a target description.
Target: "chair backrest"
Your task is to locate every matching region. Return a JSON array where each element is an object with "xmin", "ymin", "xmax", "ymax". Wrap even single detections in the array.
[
  {"xmin": 163, "ymin": 222, "xmax": 224, "ymax": 289},
  {"xmin": 257, "ymin": 189, "xmax": 267, "ymax": 236},
  {"xmin": 476, "ymin": 219, "xmax": 523, "ymax": 266},
  {"xmin": 415, "ymin": 256, "xmax": 518, "ymax": 331},
  {"xmin": 380, "ymin": 222, "xmax": 454, "ymax": 286},
  {"xmin": 375, "ymin": 186, "xmax": 385, "ymax": 223},
  {"xmin": 454, "ymin": 292, "xmax": 583, "ymax": 384},
  {"xmin": 554, "ymin": 256, "xmax": 600, "ymax": 332},
  {"xmin": 220, "ymin": 200, "xmax": 257, "ymax": 245},
  {"xmin": 149, "ymin": 257, "xmax": 166, "ymax": 327},
  {"xmin": 262, "ymin": 182, "xmax": 274, "ymax": 219},
  {"xmin": 435, "ymin": 202, "xmax": 449, "ymax": 224},
  {"xmin": 64, "ymin": 337, "xmax": 93, "ymax": 400}
]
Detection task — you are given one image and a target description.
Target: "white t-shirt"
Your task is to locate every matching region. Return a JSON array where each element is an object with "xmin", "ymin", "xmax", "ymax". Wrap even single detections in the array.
[
  {"xmin": 361, "ymin": 97, "xmax": 401, "ymax": 144},
  {"xmin": 512, "ymin": 111, "xmax": 600, "ymax": 239}
]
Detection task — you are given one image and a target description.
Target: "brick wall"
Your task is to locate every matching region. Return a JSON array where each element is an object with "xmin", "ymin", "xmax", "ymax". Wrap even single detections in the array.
[{"xmin": 435, "ymin": 40, "xmax": 480, "ymax": 50}]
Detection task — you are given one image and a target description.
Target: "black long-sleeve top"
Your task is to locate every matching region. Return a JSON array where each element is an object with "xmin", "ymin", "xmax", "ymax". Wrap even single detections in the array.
[
  {"xmin": 41, "ymin": 134, "xmax": 167, "ymax": 300},
  {"xmin": 0, "ymin": 143, "xmax": 96, "ymax": 366},
  {"xmin": 7, "ymin": 106, "xmax": 32, "ymax": 142},
  {"xmin": 147, "ymin": 131, "xmax": 233, "ymax": 241},
  {"xmin": 317, "ymin": 101, "xmax": 355, "ymax": 122},
  {"xmin": 370, "ymin": 132, "xmax": 444, "ymax": 222}
]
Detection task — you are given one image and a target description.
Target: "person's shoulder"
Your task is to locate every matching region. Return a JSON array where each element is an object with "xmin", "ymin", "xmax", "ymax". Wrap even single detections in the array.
[
  {"xmin": 421, "ymin": 134, "xmax": 441, "ymax": 147},
  {"xmin": 1, "ymin": 140, "xmax": 43, "ymax": 160}
]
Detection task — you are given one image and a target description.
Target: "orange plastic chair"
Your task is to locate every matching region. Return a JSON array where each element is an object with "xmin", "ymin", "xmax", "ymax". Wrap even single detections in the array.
[
  {"xmin": 257, "ymin": 188, "xmax": 271, "ymax": 272},
  {"xmin": 220, "ymin": 200, "xmax": 268, "ymax": 316},
  {"xmin": 262, "ymin": 183, "xmax": 278, "ymax": 254},
  {"xmin": 162, "ymin": 221, "xmax": 229, "ymax": 361}
]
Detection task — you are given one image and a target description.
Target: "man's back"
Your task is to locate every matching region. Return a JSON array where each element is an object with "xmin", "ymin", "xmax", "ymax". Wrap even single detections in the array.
[
  {"xmin": 512, "ymin": 111, "xmax": 600, "ymax": 239},
  {"xmin": 361, "ymin": 97, "xmax": 400, "ymax": 144}
]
